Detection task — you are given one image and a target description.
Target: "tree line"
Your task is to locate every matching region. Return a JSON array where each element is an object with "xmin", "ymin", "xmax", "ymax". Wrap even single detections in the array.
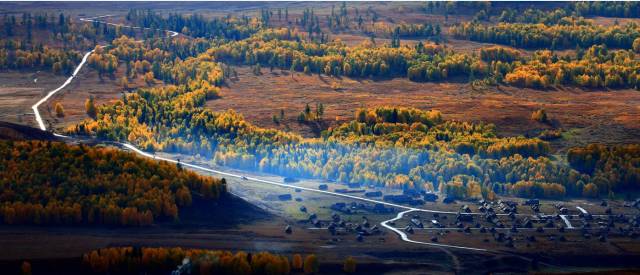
[
  {"xmin": 126, "ymin": 9, "xmax": 261, "ymax": 40},
  {"xmin": 0, "ymin": 11, "xmax": 154, "ymax": 75},
  {"xmin": 571, "ymin": 1, "xmax": 640, "ymax": 18},
  {"xmin": 450, "ymin": 19, "xmax": 640, "ymax": 50},
  {"xmin": 210, "ymin": 28, "xmax": 481, "ymax": 81},
  {"xmin": 503, "ymin": 45, "xmax": 640, "ymax": 89},
  {"xmin": 83, "ymin": 246, "xmax": 324, "ymax": 274},
  {"xmin": 0, "ymin": 39, "xmax": 82, "ymax": 73},
  {"xmin": 482, "ymin": 2, "xmax": 639, "ymax": 25}
]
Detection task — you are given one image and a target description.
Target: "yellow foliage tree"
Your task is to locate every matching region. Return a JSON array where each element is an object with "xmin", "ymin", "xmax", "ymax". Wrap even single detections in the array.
[
  {"xmin": 144, "ymin": 71, "xmax": 155, "ymax": 86},
  {"xmin": 343, "ymin": 256, "xmax": 356, "ymax": 273},
  {"xmin": 292, "ymin": 254, "xmax": 303, "ymax": 270},
  {"xmin": 85, "ymin": 96, "xmax": 97, "ymax": 119},
  {"xmin": 303, "ymin": 254, "xmax": 319, "ymax": 274},
  {"xmin": 54, "ymin": 102, "xmax": 65, "ymax": 118}
]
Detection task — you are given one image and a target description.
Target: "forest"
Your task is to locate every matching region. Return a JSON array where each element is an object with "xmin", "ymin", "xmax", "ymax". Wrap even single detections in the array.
[
  {"xmin": 5, "ymin": 7, "xmax": 640, "ymax": 90},
  {"xmin": 56, "ymin": 5, "xmax": 639, "ymax": 200},
  {"xmin": 69, "ymin": 76, "xmax": 623, "ymax": 200},
  {"xmin": 0, "ymin": 11, "xmax": 143, "ymax": 73},
  {"xmin": 82, "ymin": 247, "xmax": 326, "ymax": 274},
  {"xmin": 568, "ymin": 144, "xmax": 640, "ymax": 197},
  {"xmin": 2, "ymin": 3, "xmax": 639, "ymax": 201},
  {"xmin": 0, "ymin": 140, "xmax": 225, "ymax": 226},
  {"xmin": 451, "ymin": 19, "xmax": 640, "ymax": 50}
]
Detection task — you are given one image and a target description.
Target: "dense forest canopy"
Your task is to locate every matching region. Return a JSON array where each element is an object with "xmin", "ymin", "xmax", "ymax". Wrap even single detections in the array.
[{"xmin": 0, "ymin": 140, "xmax": 225, "ymax": 226}]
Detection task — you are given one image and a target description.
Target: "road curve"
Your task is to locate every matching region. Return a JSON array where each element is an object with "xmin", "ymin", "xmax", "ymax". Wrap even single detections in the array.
[
  {"xmin": 80, "ymin": 15, "xmax": 179, "ymax": 37},
  {"xmin": 120, "ymin": 144, "xmax": 489, "ymax": 252},
  {"xmin": 32, "ymin": 14, "xmax": 488, "ymax": 252},
  {"xmin": 32, "ymin": 50, "xmax": 95, "ymax": 131},
  {"xmin": 380, "ymin": 209, "xmax": 487, "ymax": 252},
  {"xmin": 33, "ymin": 14, "xmax": 177, "ymax": 131}
]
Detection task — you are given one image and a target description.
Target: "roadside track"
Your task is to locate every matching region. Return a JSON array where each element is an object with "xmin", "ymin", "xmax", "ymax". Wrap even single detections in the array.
[{"xmin": 30, "ymin": 14, "xmax": 510, "ymax": 254}]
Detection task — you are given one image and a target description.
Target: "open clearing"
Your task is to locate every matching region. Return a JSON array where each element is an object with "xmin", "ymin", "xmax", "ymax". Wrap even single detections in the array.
[
  {"xmin": 0, "ymin": 71, "xmax": 66, "ymax": 128},
  {"xmin": 208, "ymin": 66, "xmax": 640, "ymax": 151},
  {"xmin": 0, "ymin": 67, "xmax": 152, "ymax": 132}
]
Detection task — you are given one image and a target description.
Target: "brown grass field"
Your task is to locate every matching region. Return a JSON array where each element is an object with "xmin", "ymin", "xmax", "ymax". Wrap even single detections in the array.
[
  {"xmin": 0, "ymin": 70, "xmax": 66, "ymax": 128},
  {"xmin": 43, "ymin": 63, "xmax": 161, "ymax": 131},
  {"xmin": 208, "ymin": 66, "xmax": 640, "ymax": 152}
]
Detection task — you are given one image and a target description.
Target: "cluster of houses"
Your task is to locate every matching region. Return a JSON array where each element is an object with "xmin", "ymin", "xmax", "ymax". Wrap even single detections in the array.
[
  {"xmin": 622, "ymin": 198, "xmax": 640, "ymax": 208},
  {"xmin": 381, "ymin": 190, "xmax": 441, "ymax": 205},
  {"xmin": 302, "ymin": 211, "xmax": 383, "ymax": 242},
  {"xmin": 295, "ymin": 179, "xmax": 640, "ymax": 247},
  {"xmin": 394, "ymin": 198, "xmax": 640, "ymax": 247},
  {"xmin": 329, "ymin": 202, "xmax": 394, "ymax": 214}
]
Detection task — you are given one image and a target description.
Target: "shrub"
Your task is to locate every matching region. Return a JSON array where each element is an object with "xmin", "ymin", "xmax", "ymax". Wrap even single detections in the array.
[
  {"xmin": 54, "ymin": 102, "xmax": 65, "ymax": 118},
  {"xmin": 531, "ymin": 109, "xmax": 548, "ymax": 123}
]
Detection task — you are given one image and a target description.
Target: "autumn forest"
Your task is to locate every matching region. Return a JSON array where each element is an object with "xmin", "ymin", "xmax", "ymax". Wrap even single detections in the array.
[{"xmin": 1, "ymin": 1, "xmax": 640, "ymax": 274}]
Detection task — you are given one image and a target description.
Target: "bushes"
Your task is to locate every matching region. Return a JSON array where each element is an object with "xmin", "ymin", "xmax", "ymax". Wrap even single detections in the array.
[
  {"xmin": 505, "ymin": 66, "xmax": 550, "ymax": 89},
  {"xmin": 54, "ymin": 102, "xmax": 65, "ymax": 117},
  {"xmin": 634, "ymin": 38, "xmax": 640, "ymax": 53},
  {"xmin": 538, "ymin": 129, "xmax": 562, "ymax": 141},
  {"xmin": 292, "ymin": 254, "xmax": 303, "ymax": 270},
  {"xmin": 531, "ymin": 109, "xmax": 549, "ymax": 124},
  {"xmin": 353, "ymin": 107, "xmax": 442, "ymax": 127}
]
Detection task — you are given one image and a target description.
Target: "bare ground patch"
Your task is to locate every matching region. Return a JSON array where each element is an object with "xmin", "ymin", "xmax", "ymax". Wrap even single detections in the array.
[{"xmin": 0, "ymin": 70, "xmax": 67, "ymax": 128}]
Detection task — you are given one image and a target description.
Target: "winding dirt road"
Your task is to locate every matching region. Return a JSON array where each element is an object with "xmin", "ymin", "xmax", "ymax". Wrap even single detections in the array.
[{"xmin": 31, "ymin": 15, "xmax": 491, "ymax": 259}]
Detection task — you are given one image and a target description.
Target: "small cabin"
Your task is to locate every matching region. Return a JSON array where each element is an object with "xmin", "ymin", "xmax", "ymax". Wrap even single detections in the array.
[
  {"xmin": 423, "ymin": 193, "xmax": 438, "ymax": 202},
  {"xmin": 365, "ymin": 191, "xmax": 383, "ymax": 197},
  {"xmin": 278, "ymin": 194, "xmax": 292, "ymax": 201},
  {"xmin": 524, "ymin": 199, "xmax": 540, "ymax": 206},
  {"xmin": 411, "ymin": 218, "xmax": 424, "ymax": 228},
  {"xmin": 443, "ymin": 197, "xmax": 456, "ymax": 204}
]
